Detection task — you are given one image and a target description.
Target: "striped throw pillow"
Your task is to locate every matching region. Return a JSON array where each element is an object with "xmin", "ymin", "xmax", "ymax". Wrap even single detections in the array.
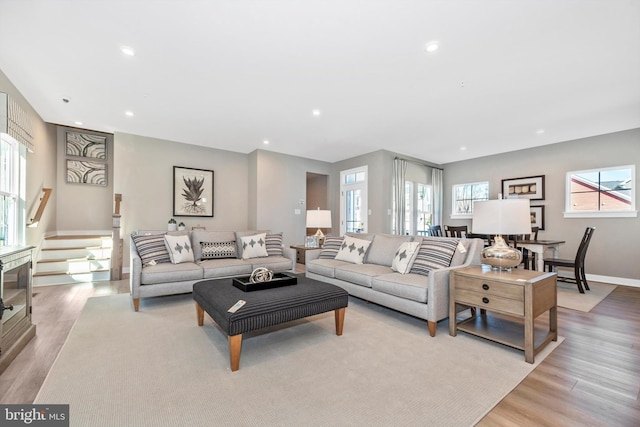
[
  {"xmin": 132, "ymin": 233, "xmax": 171, "ymax": 266},
  {"xmin": 265, "ymin": 233, "xmax": 284, "ymax": 256},
  {"xmin": 410, "ymin": 237, "xmax": 459, "ymax": 276},
  {"xmin": 319, "ymin": 236, "xmax": 343, "ymax": 259}
]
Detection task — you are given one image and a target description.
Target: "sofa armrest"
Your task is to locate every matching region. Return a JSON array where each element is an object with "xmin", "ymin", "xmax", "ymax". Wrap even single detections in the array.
[
  {"xmin": 305, "ymin": 249, "xmax": 322, "ymax": 263},
  {"xmin": 282, "ymin": 247, "xmax": 297, "ymax": 272},
  {"xmin": 129, "ymin": 236, "xmax": 142, "ymax": 299}
]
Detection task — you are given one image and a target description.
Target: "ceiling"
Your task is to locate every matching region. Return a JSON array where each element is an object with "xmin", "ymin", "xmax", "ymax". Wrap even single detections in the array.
[{"xmin": 1, "ymin": 1, "xmax": 638, "ymax": 164}]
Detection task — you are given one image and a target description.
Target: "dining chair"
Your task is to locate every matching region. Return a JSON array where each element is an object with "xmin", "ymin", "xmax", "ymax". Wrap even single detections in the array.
[
  {"xmin": 544, "ymin": 227, "xmax": 595, "ymax": 293},
  {"xmin": 445, "ymin": 225, "xmax": 468, "ymax": 238},
  {"xmin": 518, "ymin": 226, "xmax": 539, "ymax": 270},
  {"xmin": 428, "ymin": 225, "xmax": 443, "ymax": 237}
]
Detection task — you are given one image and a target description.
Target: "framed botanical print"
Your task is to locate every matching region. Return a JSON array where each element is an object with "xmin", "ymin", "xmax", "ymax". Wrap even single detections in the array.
[{"xmin": 173, "ymin": 166, "xmax": 214, "ymax": 217}]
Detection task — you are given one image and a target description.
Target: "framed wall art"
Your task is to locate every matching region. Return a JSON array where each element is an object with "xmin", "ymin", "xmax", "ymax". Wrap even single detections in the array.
[
  {"xmin": 502, "ymin": 175, "xmax": 545, "ymax": 201},
  {"xmin": 66, "ymin": 131, "xmax": 107, "ymax": 159},
  {"xmin": 66, "ymin": 159, "xmax": 107, "ymax": 186},
  {"xmin": 173, "ymin": 166, "xmax": 214, "ymax": 217},
  {"xmin": 529, "ymin": 205, "xmax": 545, "ymax": 230}
]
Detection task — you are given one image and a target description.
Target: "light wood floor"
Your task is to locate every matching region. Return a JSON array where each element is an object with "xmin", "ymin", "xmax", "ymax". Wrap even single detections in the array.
[{"xmin": 1, "ymin": 277, "xmax": 639, "ymax": 426}]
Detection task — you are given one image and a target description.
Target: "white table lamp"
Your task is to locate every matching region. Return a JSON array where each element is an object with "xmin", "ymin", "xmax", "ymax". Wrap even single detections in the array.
[
  {"xmin": 306, "ymin": 209, "xmax": 332, "ymax": 242},
  {"xmin": 472, "ymin": 199, "xmax": 531, "ymax": 270}
]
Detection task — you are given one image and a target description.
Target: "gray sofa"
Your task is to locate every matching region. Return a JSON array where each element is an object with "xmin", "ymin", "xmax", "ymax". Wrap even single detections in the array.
[
  {"xmin": 305, "ymin": 233, "xmax": 483, "ymax": 336},
  {"xmin": 130, "ymin": 229, "xmax": 296, "ymax": 311}
]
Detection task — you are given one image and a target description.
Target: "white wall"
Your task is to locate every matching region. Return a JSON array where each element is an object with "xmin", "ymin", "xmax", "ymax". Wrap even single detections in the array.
[{"xmin": 442, "ymin": 129, "xmax": 640, "ymax": 282}]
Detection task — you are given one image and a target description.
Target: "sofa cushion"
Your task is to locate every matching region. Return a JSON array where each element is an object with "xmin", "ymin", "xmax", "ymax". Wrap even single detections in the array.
[
  {"xmin": 410, "ymin": 237, "xmax": 460, "ymax": 276},
  {"xmin": 334, "ymin": 263, "xmax": 392, "ymax": 288},
  {"xmin": 201, "ymin": 241, "xmax": 237, "ymax": 260},
  {"xmin": 140, "ymin": 261, "xmax": 203, "ymax": 285},
  {"xmin": 306, "ymin": 258, "xmax": 350, "ymax": 278},
  {"xmin": 240, "ymin": 233, "xmax": 268, "ymax": 259},
  {"xmin": 251, "ymin": 256, "xmax": 292, "ymax": 272},
  {"xmin": 265, "ymin": 233, "xmax": 284, "ymax": 257},
  {"xmin": 391, "ymin": 241, "xmax": 421, "ymax": 274},
  {"xmin": 371, "ymin": 272, "xmax": 429, "ymax": 303},
  {"xmin": 191, "ymin": 230, "xmax": 237, "ymax": 261},
  {"xmin": 201, "ymin": 259, "xmax": 253, "ymax": 279},
  {"xmin": 366, "ymin": 234, "xmax": 412, "ymax": 266},
  {"xmin": 164, "ymin": 234, "xmax": 195, "ymax": 264},
  {"xmin": 132, "ymin": 233, "xmax": 171, "ymax": 266},
  {"xmin": 319, "ymin": 236, "xmax": 343, "ymax": 259},
  {"xmin": 335, "ymin": 236, "xmax": 371, "ymax": 264}
]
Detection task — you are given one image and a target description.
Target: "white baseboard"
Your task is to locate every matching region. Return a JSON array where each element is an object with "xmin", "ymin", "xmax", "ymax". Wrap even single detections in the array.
[{"xmin": 557, "ymin": 271, "xmax": 640, "ymax": 288}]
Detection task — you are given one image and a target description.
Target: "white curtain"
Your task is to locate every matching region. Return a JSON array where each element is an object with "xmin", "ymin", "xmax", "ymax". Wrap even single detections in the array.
[
  {"xmin": 393, "ymin": 158, "xmax": 407, "ymax": 235},
  {"xmin": 432, "ymin": 167, "xmax": 443, "ymax": 226}
]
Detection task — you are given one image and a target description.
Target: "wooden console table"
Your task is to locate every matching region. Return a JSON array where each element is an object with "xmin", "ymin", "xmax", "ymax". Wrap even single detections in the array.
[
  {"xmin": 449, "ymin": 265, "xmax": 557, "ymax": 363},
  {"xmin": 290, "ymin": 245, "xmax": 317, "ymax": 265},
  {"xmin": 0, "ymin": 246, "xmax": 36, "ymax": 374}
]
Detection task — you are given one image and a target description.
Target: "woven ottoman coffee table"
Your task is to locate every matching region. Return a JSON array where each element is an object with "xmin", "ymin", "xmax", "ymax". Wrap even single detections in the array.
[{"xmin": 193, "ymin": 275, "xmax": 348, "ymax": 371}]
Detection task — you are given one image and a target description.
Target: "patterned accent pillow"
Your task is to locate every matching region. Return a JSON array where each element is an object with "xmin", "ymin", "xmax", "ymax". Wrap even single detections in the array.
[
  {"xmin": 410, "ymin": 237, "xmax": 460, "ymax": 276},
  {"xmin": 319, "ymin": 236, "xmax": 344, "ymax": 259},
  {"xmin": 164, "ymin": 234, "xmax": 194, "ymax": 264},
  {"xmin": 201, "ymin": 241, "xmax": 237, "ymax": 260},
  {"xmin": 265, "ymin": 233, "xmax": 284, "ymax": 257},
  {"xmin": 335, "ymin": 236, "xmax": 371, "ymax": 264},
  {"xmin": 240, "ymin": 233, "xmax": 268, "ymax": 259},
  {"xmin": 131, "ymin": 233, "xmax": 171, "ymax": 266},
  {"xmin": 391, "ymin": 241, "xmax": 421, "ymax": 274}
]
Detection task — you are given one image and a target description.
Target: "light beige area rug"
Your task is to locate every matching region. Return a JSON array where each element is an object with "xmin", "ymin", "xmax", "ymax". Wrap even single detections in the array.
[
  {"xmin": 556, "ymin": 281, "xmax": 616, "ymax": 312},
  {"xmin": 35, "ymin": 293, "xmax": 562, "ymax": 427}
]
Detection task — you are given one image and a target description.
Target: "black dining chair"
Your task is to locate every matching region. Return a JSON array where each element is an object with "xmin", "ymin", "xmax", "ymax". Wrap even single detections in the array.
[
  {"xmin": 428, "ymin": 225, "xmax": 443, "ymax": 237},
  {"xmin": 544, "ymin": 227, "xmax": 595, "ymax": 293},
  {"xmin": 445, "ymin": 225, "xmax": 468, "ymax": 238},
  {"xmin": 515, "ymin": 227, "xmax": 539, "ymax": 270}
]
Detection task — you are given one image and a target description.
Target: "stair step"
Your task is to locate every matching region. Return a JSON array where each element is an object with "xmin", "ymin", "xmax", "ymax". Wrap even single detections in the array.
[
  {"xmin": 33, "ymin": 270, "xmax": 111, "ymax": 287},
  {"xmin": 35, "ymin": 258, "xmax": 111, "ymax": 274},
  {"xmin": 45, "ymin": 234, "xmax": 111, "ymax": 240}
]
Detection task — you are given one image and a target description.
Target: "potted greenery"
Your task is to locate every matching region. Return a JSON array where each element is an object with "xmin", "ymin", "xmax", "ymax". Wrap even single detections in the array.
[{"xmin": 168, "ymin": 218, "xmax": 177, "ymax": 231}]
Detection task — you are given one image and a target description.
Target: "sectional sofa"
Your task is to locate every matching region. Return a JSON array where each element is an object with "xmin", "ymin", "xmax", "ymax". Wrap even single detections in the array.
[
  {"xmin": 305, "ymin": 233, "xmax": 484, "ymax": 336},
  {"xmin": 129, "ymin": 229, "xmax": 296, "ymax": 311}
]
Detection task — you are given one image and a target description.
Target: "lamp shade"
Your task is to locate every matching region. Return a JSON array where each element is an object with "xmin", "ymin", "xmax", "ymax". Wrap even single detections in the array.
[
  {"xmin": 472, "ymin": 199, "xmax": 531, "ymax": 235},
  {"xmin": 306, "ymin": 210, "xmax": 332, "ymax": 228}
]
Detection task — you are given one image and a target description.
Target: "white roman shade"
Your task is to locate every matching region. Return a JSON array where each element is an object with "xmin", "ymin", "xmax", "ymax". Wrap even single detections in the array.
[{"xmin": 0, "ymin": 92, "xmax": 35, "ymax": 152}]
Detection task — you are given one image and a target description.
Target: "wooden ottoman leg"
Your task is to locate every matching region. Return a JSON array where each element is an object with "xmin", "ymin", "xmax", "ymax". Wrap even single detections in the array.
[
  {"xmin": 335, "ymin": 307, "xmax": 345, "ymax": 336},
  {"xmin": 195, "ymin": 302, "xmax": 204, "ymax": 326},
  {"xmin": 229, "ymin": 334, "xmax": 243, "ymax": 372}
]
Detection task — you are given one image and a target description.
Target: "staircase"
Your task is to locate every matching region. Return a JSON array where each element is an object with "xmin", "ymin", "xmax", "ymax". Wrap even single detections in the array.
[{"xmin": 33, "ymin": 234, "xmax": 113, "ymax": 286}]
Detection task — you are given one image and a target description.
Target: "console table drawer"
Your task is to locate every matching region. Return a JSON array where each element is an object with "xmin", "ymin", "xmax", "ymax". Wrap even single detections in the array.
[
  {"xmin": 455, "ymin": 289, "xmax": 525, "ymax": 316},
  {"xmin": 455, "ymin": 276, "xmax": 524, "ymax": 300}
]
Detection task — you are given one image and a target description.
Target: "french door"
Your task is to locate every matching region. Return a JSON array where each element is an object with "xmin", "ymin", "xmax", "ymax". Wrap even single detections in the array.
[{"xmin": 340, "ymin": 166, "xmax": 368, "ymax": 235}]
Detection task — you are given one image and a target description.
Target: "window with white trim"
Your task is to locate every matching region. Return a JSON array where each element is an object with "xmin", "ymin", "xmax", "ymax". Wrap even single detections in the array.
[
  {"xmin": 450, "ymin": 181, "xmax": 489, "ymax": 219},
  {"xmin": 565, "ymin": 165, "xmax": 636, "ymax": 218},
  {"xmin": 1, "ymin": 133, "xmax": 25, "ymax": 246},
  {"xmin": 404, "ymin": 182, "xmax": 432, "ymax": 235}
]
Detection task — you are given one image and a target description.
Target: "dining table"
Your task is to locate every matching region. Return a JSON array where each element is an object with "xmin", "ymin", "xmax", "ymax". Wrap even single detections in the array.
[{"xmin": 517, "ymin": 239, "xmax": 566, "ymax": 272}]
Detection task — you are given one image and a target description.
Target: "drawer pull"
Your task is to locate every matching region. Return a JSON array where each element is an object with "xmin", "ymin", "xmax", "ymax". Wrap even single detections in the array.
[
  {"xmin": 482, "ymin": 283, "xmax": 490, "ymax": 290},
  {"xmin": 482, "ymin": 297, "xmax": 490, "ymax": 304}
]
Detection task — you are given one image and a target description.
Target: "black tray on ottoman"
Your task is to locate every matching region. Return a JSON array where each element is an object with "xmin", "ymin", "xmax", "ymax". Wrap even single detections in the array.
[{"xmin": 232, "ymin": 272, "xmax": 297, "ymax": 292}]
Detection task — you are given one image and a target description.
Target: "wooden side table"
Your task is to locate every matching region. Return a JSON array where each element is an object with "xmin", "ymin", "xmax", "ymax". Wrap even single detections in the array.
[
  {"xmin": 449, "ymin": 265, "xmax": 557, "ymax": 363},
  {"xmin": 290, "ymin": 245, "xmax": 317, "ymax": 265}
]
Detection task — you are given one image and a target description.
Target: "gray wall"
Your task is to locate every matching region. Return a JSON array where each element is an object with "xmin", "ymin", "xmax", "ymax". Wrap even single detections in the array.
[
  {"xmin": 442, "ymin": 129, "xmax": 640, "ymax": 281},
  {"xmin": 114, "ymin": 132, "xmax": 251, "ymax": 264},
  {"xmin": 55, "ymin": 127, "xmax": 113, "ymax": 232},
  {"xmin": 0, "ymin": 69, "xmax": 57, "ymax": 249}
]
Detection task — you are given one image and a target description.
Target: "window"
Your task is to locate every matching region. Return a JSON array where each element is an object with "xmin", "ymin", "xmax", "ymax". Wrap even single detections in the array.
[
  {"xmin": 565, "ymin": 165, "xmax": 636, "ymax": 218},
  {"xmin": 1, "ymin": 133, "xmax": 25, "ymax": 246},
  {"xmin": 340, "ymin": 166, "xmax": 368, "ymax": 234},
  {"xmin": 404, "ymin": 182, "xmax": 432, "ymax": 235},
  {"xmin": 451, "ymin": 181, "xmax": 489, "ymax": 219}
]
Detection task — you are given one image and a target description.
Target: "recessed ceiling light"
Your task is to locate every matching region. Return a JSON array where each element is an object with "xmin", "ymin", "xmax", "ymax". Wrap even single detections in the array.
[
  {"xmin": 424, "ymin": 41, "xmax": 440, "ymax": 53},
  {"xmin": 263, "ymin": 140, "xmax": 269, "ymax": 145},
  {"xmin": 459, "ymin": 146, "xmax": 467, "ymax": 151},
  {"xmin": 536, "ymin": 129, "xmax": 545, "ymax": 135},
  {"xmin": 74, "ymin": 121, "xmax": 83, "ymax": 126},
  {"xmin": 120, "ymin": 46, "xmax": 135, "ymax": 56},
  {"xmin": 312, "ymin": 109, "xmax": 321, "ymax": 117},
  {"xmin": 125, "ymin": 111, "xmax": 134, "ymax": 117}
]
